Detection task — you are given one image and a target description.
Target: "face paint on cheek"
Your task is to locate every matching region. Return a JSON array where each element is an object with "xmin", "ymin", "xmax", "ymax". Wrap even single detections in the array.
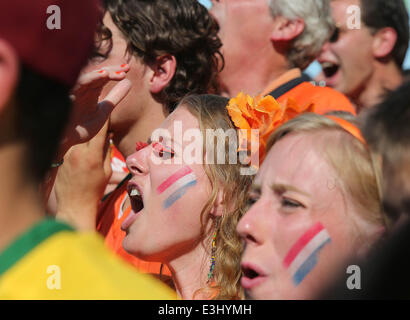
[
  {"xmin": 136, "ymin": 141, "xmax": 149, "ymax": 151},
  {"xmin": 283, "ymin": 222, "xmax": 331, "ymax": 286},
  {"xmin": 157, "ymin": 166, "xmax": 197, "ymax": 209}
]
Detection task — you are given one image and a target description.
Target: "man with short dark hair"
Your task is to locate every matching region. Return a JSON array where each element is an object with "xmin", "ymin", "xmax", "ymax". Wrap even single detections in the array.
[
  {"xmin": 88, "ymin": 0, "xmax": 222, "ymax": 157},
  {"xmin": 318, "ymin": 0, "xmax": 409, "ymax": 112},
  {"xmin": 0, "ymin": 0, "xmax": 173, "ymax": 299}
]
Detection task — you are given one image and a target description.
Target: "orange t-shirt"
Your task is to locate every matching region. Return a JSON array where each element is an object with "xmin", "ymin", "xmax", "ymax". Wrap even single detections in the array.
[
  {"xmin": 110, "ymin": 143, "xmax": 129, "ymax": 174},
  {"xmin": 261, "ymin": 68, "xmax": 356, "ymax": 116},
  {"xmin": 96, "ymin": 148, "xmax": 171, "ymax": 278},
  {"xmin": 277, "ymin": 82, "xmax": 356, "ymax": 115}
]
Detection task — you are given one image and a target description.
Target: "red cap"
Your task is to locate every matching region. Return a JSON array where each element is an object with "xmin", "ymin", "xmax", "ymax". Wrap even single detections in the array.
[{"xmin": 0, "ymin": 0, "xmax": 102, "ymax": 88}]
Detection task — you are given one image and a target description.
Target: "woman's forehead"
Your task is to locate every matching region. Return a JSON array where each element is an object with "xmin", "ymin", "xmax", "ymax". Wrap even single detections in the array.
[
  {"xmin": 161, "ymin": 106, "xmax": 199, "ymax": 130},
  {"xmin": 257, "ymin": 133, "xmax": 337, "ymax": 193}
]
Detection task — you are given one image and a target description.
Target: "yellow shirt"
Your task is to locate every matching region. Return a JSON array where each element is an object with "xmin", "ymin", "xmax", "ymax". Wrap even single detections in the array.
[{"xmin": 0, "ymin": 219, "xmax": 175, "ymax": 300}]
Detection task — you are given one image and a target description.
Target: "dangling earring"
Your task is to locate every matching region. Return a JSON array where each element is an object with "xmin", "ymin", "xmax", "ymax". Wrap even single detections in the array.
[{"xmin": 207, "ymin": 228, "xmax": 217, "ymax": 283}]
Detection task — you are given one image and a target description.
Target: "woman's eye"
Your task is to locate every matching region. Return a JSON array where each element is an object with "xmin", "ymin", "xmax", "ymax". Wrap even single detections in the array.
[
  {"xmin": 152, "ymin": 142, "xmax": 175, "ymax": 160},
  {"xmin": 247, "ymin": 197, "xmax": 257, "ymax": 207},
  {"xmin": 281, "ymin": 198, "xmax": 303, "ymax": 209},
  {"xmin": 89, "ymin": 51, "xmax": 108, "ymax": 63},
  {"xmin": 246, "ymin": 194, "xmax": 260, "ymax": 209},
  {"xmin": 329, "ymin": 27, "xmax": 340, "ymax": 43}
]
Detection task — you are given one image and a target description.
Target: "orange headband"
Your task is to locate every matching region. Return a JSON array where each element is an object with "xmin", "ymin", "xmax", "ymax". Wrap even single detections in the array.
[{"xmin": 325, "ymin": 115, "xmax": 366, "ymax": 144}]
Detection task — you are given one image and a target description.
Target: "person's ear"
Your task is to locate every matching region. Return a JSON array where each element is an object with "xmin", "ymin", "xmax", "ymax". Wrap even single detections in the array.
[
  {"xmin": 148, "ymin": 54, "xmax": 176, "ymax": 94},
  {"xmin": 210, "ymin": 188, "xmax": 224, "ymax": 217},
  {"xmin": 372, "ymin": 27, "xmax": 397, "ymax": 60},
  {"xmin": 0, "ymin": 39, "xmax": 19, "ymax": 112},
  {"xmin": 271, "ymin": 16, "xmax": 305, "ymax": 42}
]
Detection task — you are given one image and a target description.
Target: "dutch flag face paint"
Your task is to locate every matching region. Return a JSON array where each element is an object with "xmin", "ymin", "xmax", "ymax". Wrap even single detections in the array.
[
  {"xmin": 283, "ymin": 222, "xmax": 331, "ymax": 286},
  {"xmin": 157, "ymin": 166, "xmax": 197, "ymax": 209}
]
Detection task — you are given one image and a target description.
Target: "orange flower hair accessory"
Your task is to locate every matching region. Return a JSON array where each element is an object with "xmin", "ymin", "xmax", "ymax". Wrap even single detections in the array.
[{"xmin": 227, "ymin": 92, "xmax": 315, "ymax": 166}]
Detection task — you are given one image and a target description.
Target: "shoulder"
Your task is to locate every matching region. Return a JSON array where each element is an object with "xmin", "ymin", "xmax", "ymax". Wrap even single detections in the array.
[
  {"xmin": 278, "ymin": 82, "xmax": 356, "ymax": 115},
  {"xmin": 306, "ymin": 83, "xmax": 356, "ymax": 115}
]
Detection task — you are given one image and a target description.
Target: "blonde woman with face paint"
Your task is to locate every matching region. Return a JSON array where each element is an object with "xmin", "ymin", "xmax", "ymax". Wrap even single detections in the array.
[
  {"xmin": 123, "ymin": 95, "xmax": 254, "ymax": 300},
  {"xmin": 237, "ymin": 112, "xmax": 388, "ymax": 300}
]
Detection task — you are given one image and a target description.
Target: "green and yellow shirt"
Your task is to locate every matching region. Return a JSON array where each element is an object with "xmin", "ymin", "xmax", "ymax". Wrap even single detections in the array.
[{"xmin": 0, "ymin": 219, "xmax": 175, "ymax": 299}]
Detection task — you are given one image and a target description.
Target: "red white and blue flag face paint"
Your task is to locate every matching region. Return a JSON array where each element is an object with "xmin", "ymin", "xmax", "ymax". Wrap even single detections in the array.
[
  {"xmin": 283, "ymin": 222, "xmax": 331, "ymax": 286},
  {"xmin": 157, "ymin": 166, "xmax": 197, "ymax": 209}
]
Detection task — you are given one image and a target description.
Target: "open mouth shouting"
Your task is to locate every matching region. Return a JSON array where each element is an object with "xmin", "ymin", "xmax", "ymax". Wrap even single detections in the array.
[
  {"xmin": 121, "ymin": 182, "xmax": 144, "ymax": 231},
  {"xmin": 319, "ymin": 61, "xmax": 341, "ymax": 87},
  {"xmin": 240, "ymin": 262, "xmax": 268, "ymax": 290}
]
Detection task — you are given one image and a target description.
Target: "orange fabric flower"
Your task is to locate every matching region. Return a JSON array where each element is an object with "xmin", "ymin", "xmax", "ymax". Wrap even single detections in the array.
[{"xmin": 227, "ymin": 92, "xmax": 315, "ymax": 166}]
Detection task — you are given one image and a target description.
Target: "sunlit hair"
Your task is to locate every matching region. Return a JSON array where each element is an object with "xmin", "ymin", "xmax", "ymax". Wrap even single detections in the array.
[
  {"xmin": 180, "ymin": 94, "xmax": 253, "ymax": 300},
  {"xmin": 268, "ymin": 0, "xmax": 333, "ymax": 70},
  {"xmin": 267, "ymin": 112, "xmax": 389, "ymax": 240}
]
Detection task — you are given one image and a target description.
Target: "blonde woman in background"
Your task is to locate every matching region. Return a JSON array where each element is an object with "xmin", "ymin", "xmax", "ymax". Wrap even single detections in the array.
[{"xmin": 238, "ymin": 112, "xmax": 387, "ymax": 299}]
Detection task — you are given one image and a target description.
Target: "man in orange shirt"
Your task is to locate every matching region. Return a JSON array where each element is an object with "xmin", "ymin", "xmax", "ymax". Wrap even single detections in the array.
[{"xmin": 210, "ymin": 0, "xmax": 355, "ymax": 114}]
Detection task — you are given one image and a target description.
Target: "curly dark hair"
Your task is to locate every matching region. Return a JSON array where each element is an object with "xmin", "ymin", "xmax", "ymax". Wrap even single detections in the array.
[{"xmin": 102, "ymin": 0, "xmax": 223, "ymax": 112}]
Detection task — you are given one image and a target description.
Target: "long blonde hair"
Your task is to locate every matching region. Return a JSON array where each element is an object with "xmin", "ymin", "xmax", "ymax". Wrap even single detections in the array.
[
  {"xmin": 180, "ymin": 94, "xmax": 253, "ymax": 300},
  {"xmin": 267, "ymin": 112, "xmax": 389, "ymax": 238}
]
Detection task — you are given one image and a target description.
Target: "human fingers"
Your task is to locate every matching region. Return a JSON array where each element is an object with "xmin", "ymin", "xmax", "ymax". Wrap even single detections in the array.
[{"xmin": 73, "ymin": 64, "xmax": 130, "ymax": 93}]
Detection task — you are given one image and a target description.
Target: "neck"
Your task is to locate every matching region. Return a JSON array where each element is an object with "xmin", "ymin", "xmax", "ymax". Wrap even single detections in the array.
[
  {"xmin": 166, "ymin": 238, "xmax": 211, "ymax": 300},
  {"xmin": 0, "ymin": 144, "xmax": 44, "ymax": 253},
  {"xmin": 114, "ymin": 99, "xmax": 167, "ymax": 158},
  {"xmin": 221, "ymin": 48, "xmax": 290, "ymax": 97},
  {"xmin": 354, "ymin": 62, "xmax": 403, "ymax": 112}
]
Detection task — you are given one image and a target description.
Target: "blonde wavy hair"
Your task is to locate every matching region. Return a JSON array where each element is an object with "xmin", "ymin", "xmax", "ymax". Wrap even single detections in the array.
[
  {"xmin": 180, "ymin": 94, "xmax": 253, "ymax": 300},
  {"xmin": 267, "ymin": 112, "xmax": 389, "ymax": 240}
]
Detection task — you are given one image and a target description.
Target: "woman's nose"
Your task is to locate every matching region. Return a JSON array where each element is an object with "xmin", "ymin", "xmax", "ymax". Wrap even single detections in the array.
[
  {"xmin": 237, "ymin": 202, "xmax": 265, "ymax": 246},
  {"xmin": 126, "ymin": 147, "xmax": 149, "ymax": 176}
]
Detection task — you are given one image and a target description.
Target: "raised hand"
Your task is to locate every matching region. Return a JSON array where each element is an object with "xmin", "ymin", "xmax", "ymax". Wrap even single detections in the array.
[
  {"xmin": 42, "ymin": 65, "xmax": 131, "ymax": 203},
  {"xmin": 55, "ymin": 121, "xmax": 112, "ymax": 230},
  {"xmin": 60, "ymin": 64, "xmax": 132, "ymax": 156}
]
